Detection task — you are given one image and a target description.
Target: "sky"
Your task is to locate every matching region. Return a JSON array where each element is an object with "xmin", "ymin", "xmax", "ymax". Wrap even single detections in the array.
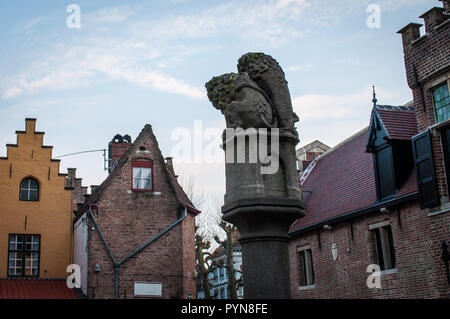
[{"xmin": 0, "ymin": 0, "xmax": 437, "ymax": 209}]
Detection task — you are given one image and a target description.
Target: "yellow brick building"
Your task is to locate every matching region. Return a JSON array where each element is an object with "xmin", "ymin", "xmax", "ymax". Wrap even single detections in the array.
[{"xmin": 0, "ymin": 118, "xmax": 73, "ymax": 278}]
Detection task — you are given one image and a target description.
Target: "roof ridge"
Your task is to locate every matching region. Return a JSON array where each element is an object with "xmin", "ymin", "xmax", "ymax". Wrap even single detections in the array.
[
  {"xmin": 83, "ymin": 125, "xmax": 153, "ymax": 205},
  {"xmin": 319, "ymin": 127, "xmax": 369, "ymax": 159},
  {"xmin": 147, "ymin": 125, "xmax": 198, "ymax": 212},
  {"xmin": 376, "ymin": 104, "xmax": 415, "ymax": 112}
]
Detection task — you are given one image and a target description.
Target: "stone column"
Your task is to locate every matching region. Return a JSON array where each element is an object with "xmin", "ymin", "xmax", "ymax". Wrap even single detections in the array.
[
  {"xmin": 222, "ymin": 198, "xmax": 303, "ymax": 298},
  {"xmin": 206, "ymin": 53, "xmax": 305, "ymax": 299},
  {"xmin": 221, "ymin": 130, "xmax": 303, "ymax": 299}
]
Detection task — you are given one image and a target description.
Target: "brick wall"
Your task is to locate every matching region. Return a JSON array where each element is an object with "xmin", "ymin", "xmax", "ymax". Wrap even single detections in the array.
[
  {"xmin": 85, "ymin": 127, "xmax": 196, "ymax": 299},
  {"xmin": 398, "ymin": 5, "xmax": 450, "ymax": 200},
  {"xmin": 108, "ymin": 142, "xmax": 132, "ymax": 172},
  {"xmin": 181, "ymin": 213, "xmax": 197, "ymax": 298},
  {"xmin": 289, "ymin": 201, "xmax": 450, "ymax": 298},
  {"xmin": 288, "ymin": 3, "xmax": 450, "ymax": 300}
]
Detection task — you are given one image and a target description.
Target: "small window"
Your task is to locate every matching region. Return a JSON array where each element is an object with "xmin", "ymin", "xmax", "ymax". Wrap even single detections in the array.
[
  {"xmin": 19, "ymin": 178, "xmax": 39, "ymax": 201},
  {"xmin": 131, "ymin": 161, "xmax": 153, "ymax": 191},
  {"xmin": 8, "ymin": 234, "xmax": 40, "ymax": 277},
  {"xmin": 298, "ymin": 246, "xmax": 314, "ymax": 287},
  {"xmin": 433, "ymin": 82, "xmax": 450, "ymax": 123},
  {"xmin": 371, "ymin": 224, "xmax": 396, "ymax": 271}
]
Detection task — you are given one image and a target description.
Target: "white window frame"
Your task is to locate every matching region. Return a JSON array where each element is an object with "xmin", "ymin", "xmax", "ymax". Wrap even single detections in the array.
[
  {"xmin": 369, "ymin": 222, "xmax": 396, "ymax": 271},
  {"xmin": 297, "ymin": 245, "xmax": 315, "ymax": 288}
]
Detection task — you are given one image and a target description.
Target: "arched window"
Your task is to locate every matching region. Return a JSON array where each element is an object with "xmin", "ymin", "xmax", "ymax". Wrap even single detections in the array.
[{"xmin": 19, "ymin": 178, "xmax": 39, "ymax": 201}]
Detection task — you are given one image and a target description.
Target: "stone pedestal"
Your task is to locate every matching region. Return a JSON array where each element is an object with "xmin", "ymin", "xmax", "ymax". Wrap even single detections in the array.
[
  {"xmin": 205, "ymin": 52, "xmax": 305, "ymax": 299},
  {"xmin": 222, "ymin": 198, "xmax": 304, "ymax": 299}
]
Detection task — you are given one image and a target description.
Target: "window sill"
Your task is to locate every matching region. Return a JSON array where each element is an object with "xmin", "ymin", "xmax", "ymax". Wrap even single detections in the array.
[
  {"xmin": 427, "ymin": 205, "xmax": 450, "ymax": 217},
  {"xmin": 380, "ymin": 268, "xmax": 397, "ymax": 276},
  {"xmin": 298, "ymin": 284, "xmax": 315, "ymax": 291},
  {"xmin": 127, "ymin": 190, "xmax": 161, "ymax": 195}
]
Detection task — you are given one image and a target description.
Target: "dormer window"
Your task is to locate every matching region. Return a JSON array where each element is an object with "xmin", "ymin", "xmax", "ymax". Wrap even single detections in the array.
[
  {"xmin": 367, "ymin": 104, "xmax": 417, "ymax": 202},
  {"xmin": 132, "ymin": 161, "xmax": 153, "ymax": 191},
  {"xmin": 367, "ymin": 115, "xmax": 396, "ymax": 200}
]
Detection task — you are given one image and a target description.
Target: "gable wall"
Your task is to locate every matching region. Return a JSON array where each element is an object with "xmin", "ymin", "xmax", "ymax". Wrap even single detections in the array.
[
  {"xmin": 0, "ymin": 119, "xmax": 73, "ymax": 278},
  {"xmin": 86, "ymin": 127, "xmax": 195, "ymax": 299}
]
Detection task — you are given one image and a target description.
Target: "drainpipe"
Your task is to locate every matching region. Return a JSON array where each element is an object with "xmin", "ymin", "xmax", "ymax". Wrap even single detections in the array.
[
  {"xmin": 87, "ymin": 206, "xmax": 119, "ymax": 298},
  {"xmin": 114, "ymin": 265, "xmax": 120, "ymax": 299},
  {"xmin": 119, "ymin": 206, "xmax": 188, "ymax": 265},
  {"xmin": 87, "ymin": 206, "xmax": 118, "ymax": 265}
]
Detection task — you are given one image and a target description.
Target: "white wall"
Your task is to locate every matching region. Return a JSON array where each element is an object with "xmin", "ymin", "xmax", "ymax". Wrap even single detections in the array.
[{"xmin": 73, "ymin": 213, "xmax": 88, "ymax": 296}]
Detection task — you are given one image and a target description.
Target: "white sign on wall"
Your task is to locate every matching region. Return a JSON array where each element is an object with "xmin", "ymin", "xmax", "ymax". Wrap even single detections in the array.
[
  {"xmin": 134, "ymin": 282, "xmax": 162, "ymax": 297},
  {"xmin": 331, "ymin": 243, "xmax": 338, "ymax": 261}
]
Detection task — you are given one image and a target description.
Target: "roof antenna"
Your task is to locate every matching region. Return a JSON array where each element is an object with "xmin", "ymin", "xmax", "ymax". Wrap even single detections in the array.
[{"xmin": 372, "ymin": 85, "xmax": 377, "ymax": 107}]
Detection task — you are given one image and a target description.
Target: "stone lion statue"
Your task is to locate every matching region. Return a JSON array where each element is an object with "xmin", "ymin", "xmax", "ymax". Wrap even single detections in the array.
[{"xmin": 205, "ymin": 52, "xmax": 301, "ymax": 200}]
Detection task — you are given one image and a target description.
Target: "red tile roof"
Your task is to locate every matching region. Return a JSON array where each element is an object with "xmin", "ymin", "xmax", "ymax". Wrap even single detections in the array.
[
  {"xmin": 0, "ymin": 279, "xmax": 78, "ymax": 299},
  {"xmin": 289, "ymin": 126, "xmax": 418, "ymax": 234},
  {"xmin": 376, "ymin": 105, "xmax": 418, "ymax": 140}
]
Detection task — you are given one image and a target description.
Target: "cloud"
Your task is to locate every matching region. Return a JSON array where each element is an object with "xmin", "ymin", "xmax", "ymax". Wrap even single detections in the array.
[
  {"xmin": 24, "ymin": 17, "xmax": 46, "ymax": 30},
  {"xmin": 0, "ymin": 35, "xmax": 205, "ymax": 101},
  {"xmin": 286, "ymin": 62, "xmax": 314, "ymax": 72},
  {"xmin": 293, "ymin": 90, "xmax": 370, "ymax": 121},
  {"xmin": 85, "ymin": 6, "xmax": 134, "ymax": 24},
  {"xmin": 293, "ymin": 86, "xmax": 412, "ymax": 147},
  {"xmin": 1, "ymin": 0, "xmax": 425, "ymax": 102},
  {"xmin": 377, "ymin": 0, "xmax": 430, "ymax": 11},
  {"xmin": 20, "ymin": 16, "xmax": 50, "ymax": 36},
  {"xmin": 131, "ymin": 0, "xmax": 310, "ymax": 45},
  {"xmin": 292, "ymin": 86, "xmax": 408, "ymax": 124}
]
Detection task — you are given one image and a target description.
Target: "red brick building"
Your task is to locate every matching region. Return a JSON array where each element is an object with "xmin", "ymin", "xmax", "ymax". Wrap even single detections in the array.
[
  {"xmin": 288, "ymin": 1, "xmax": 449, "ymax": 298},
  {"xmin": 73, "ymin": 124, "xmax": 199, "ymax": 299}
]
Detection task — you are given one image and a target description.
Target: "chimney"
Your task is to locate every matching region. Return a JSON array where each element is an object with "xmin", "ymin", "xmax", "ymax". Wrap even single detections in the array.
[
  {"xmin": 66, "ymin": 168, "xmax": 76, "ymax": 188},
  {"xmin": 90, "ymin": 185, "xmax": 100, "ymax": 194},
  {"xmin": 420, "ymin": 7, "xmax": 446, "ymax": 33},
  {"xmin": 440, "ymin": 0, "xmax": 450, "ymax": 14},
  {"xmin": 397, "ymin": 23, "xmax": 423, "ymax": 47},
  {"xmin": 25, "ymin": 118, "xmax": 36, "ymax": 133},
  {"xmin": 165, "ymin": 157, "xmax": 175, "ymax": 175},
  {"xmin": 108, "ymin": 134, "xmax": 132, "ymax": 172}
]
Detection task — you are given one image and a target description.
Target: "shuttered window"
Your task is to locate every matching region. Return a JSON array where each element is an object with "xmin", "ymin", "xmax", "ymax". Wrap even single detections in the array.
[
  {"xmin": 441, "ymin": 127, "xmax": 450, "ymax": 196},
  {"xmin": 298, "ymin": 247, "xmax": 314, "ymax": 287},
  {"xmin": 371, "ymin": 225, "xmax": 396, "ymax": 271},
  {"xmin": 374, "ymin": 146, "xmax": 395, "ymax": 200},
  {"xmin": 412, "ymin": 130, "xmax": 439, "ymax": 208}
]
